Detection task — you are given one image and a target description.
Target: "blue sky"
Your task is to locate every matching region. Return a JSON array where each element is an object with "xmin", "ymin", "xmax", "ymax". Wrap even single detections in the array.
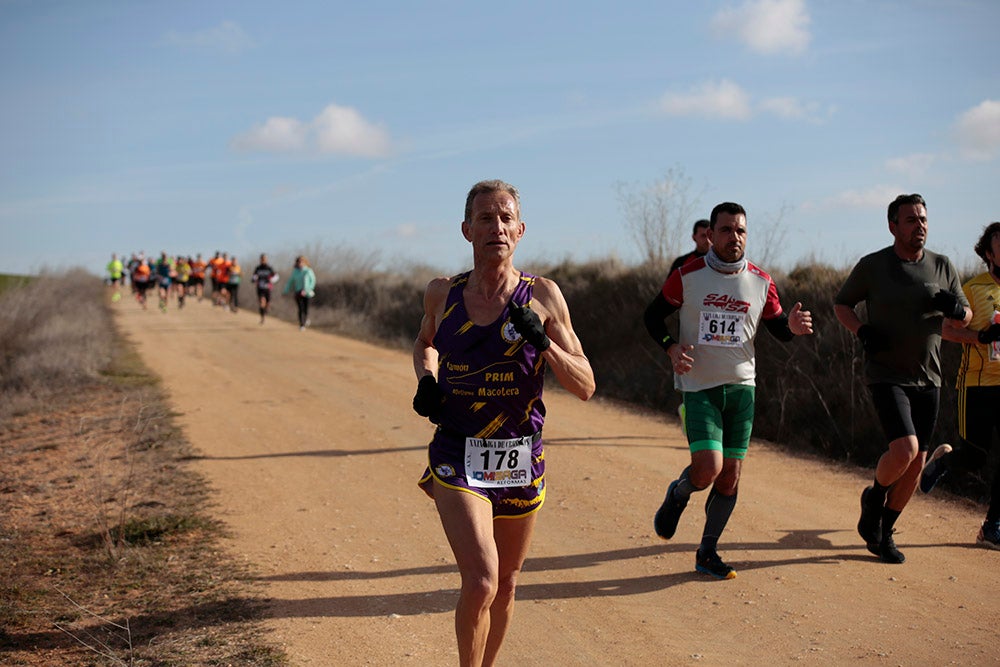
[{"xmin": 2, "ymin": 0, "xmax": 998, "ymax": 277}]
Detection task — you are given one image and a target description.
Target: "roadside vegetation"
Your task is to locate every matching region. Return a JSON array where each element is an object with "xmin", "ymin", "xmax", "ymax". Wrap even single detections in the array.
[{"xmin": 0, "ymin": 272, "xmax": 284, "ymax": 665}]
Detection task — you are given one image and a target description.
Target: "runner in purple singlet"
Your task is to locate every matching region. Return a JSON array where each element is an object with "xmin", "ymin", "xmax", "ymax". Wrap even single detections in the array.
[{"xmin": 412, "ymin": 180, "xmax": 595, "ymax": 667}]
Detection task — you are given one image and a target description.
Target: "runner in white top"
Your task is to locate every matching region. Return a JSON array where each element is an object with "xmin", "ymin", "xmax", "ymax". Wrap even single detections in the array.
[{"xmin": 644, "ymin": 202, "xmax": 813, "ymax": 579}]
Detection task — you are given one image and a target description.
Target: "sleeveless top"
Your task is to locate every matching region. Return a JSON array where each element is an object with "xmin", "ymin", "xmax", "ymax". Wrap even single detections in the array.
[
  {"xmin": 956, "ymin": 271, "xmax": 1000, "ymax": 388},
  {"xmin": 433, "ymin": 271, "xmax": 547, "ymax": 439},
  {"xmin": 661, "ymin": 257, "xmax": 783, "ymax": 392}
]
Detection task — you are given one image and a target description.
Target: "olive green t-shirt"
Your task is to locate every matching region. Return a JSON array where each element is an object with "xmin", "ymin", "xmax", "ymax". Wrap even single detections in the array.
[{"xmin": 835, "ymin": 246, "xmax": 967, "ymax": 387}]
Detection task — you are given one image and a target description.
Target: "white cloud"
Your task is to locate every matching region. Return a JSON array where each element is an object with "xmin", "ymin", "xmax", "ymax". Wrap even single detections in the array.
[
  {"xmin": 758, "ymin": 96, "xmax": 830, "ymax": 123},
  {"xmin": 396, "ymin": 223, "xmax": 419, "ymax": 239},
  {"xmin": 659, "ymin": 80, "xmax": 752, "ymax": 120},
  {"xmin": 312, "ymin": 105, "xmax": 391, "ymax": 157},
  {"xmin": 826, "ymin": 184, "xmax": 905, "ymax": 209},
  {"xmin": 231, "ymin": 103, "xmax": 391, "ymax": 158},
  {"xmin": 953, "ymin": 99, "xmax": 1000, "ymax": 161},
  {"xmin": 711, "ymin": 0, "xmax": 811, "ymax": 56},
  {"xmin": 885, "ymin": 153, "xmax": 936, "ymax": 177},
  {"xmin": 231, "ymin": 117, "xmax": 307, "ymax": 152},
  {"xmin": 659, "ymin": 82, "xmax": 829, "ymax": 123},
  {"xmin": 162, "ymin": 21, "xmax": 255, "ymax": 55}
]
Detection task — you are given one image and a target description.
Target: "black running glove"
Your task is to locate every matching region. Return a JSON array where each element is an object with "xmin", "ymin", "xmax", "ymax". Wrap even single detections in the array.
[
  {"xmin": 931, "ymin": 290, "xmax": 966, "ymax": 320},
  {"xmin": 857, "ymin": 324, "xmax": 889, "ymax": 355},
  {"xmin": 412, "ymin": 375, "xmax": 444, "ymax": 423},
  {"xmin": 978, "ymin": 323, "xmax": 1000, "ymax": 344},
  {"xmin": 509, "ymin": 304, "xmax": 551, "ymax": 351}
]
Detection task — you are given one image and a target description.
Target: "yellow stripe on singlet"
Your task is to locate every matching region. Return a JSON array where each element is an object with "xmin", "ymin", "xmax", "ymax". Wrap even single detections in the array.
[{"xmin": 476, "ymin": 414, "xmax": 509, "ymax": 440}]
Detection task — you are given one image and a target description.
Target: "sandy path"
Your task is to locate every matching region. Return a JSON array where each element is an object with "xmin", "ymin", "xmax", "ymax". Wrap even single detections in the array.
[{"xmin": 116, "ymin": 299, "xmax": 998, "ymax": 666}]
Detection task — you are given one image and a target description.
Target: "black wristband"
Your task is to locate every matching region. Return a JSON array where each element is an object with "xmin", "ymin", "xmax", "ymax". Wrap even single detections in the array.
[{"xmin": 977, "ymin": 323, "xmax": 1000, "ymax": 344}]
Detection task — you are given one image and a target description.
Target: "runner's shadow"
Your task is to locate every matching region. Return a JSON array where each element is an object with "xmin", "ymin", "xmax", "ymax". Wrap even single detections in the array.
[
  {"xmin": 725, "ymin": 530, "xmax": 986, "ymax": 555},
  {"xmin": 544, "ymin": 435, "xmax": 668, "ymax": 449},
  {"xmin": 183, "ymin": 445, "xmax": 424, "ymax": 461},
  {"xmin": 256, "ymin": 545, "xmax": 678, "ymax": 582},
  {"xmin": 247, "ymin": 535, "xmax": 988, "ymax": 618},
  {"xmin": 262, "ymin": 569, "xmax": 705, "ymax": 618}
]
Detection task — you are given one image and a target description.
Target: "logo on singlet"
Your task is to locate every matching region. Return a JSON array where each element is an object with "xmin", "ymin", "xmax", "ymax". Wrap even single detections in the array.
[
  {"xmin": 703, "ymin": 293, "xmax": 751, "ymax": 313},
  {"xmin": 501, "ymin": 320, "xmax": 521, "ymax": 344}
]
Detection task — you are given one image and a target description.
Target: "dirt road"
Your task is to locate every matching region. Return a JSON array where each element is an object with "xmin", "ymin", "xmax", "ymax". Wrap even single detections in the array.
[{"xmin": 116, "ymin": 299, "xmax": 998, "ymax": 666}]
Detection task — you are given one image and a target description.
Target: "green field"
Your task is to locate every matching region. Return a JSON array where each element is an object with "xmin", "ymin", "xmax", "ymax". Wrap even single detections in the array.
[{"xmin": 0, "ymin": 273, "xmax": 32, "ymax": 293}]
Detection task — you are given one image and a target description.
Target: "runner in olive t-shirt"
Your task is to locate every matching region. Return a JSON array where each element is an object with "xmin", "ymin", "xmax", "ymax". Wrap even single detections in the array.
[{"xmin": 834, "ymin": 194, "xmax": 970, "ymax": 565}]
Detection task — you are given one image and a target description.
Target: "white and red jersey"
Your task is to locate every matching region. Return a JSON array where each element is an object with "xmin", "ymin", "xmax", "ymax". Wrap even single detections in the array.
[{"xmin": 661, "ymin": 257, "xmax": 783, "ymax": 392}]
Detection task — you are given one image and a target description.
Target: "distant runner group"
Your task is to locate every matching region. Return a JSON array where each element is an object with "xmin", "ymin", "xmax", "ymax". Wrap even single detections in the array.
[{"xmin": 107, "ymin": 250, "xmax": 315, "ymax": 328}]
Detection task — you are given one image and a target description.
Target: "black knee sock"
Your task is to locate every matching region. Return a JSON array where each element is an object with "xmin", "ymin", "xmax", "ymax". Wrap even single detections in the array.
[
  {"xmin": 881, "ymin": 507, "xmax": 901, "ymax": 541},
  {"xmin": 987, "ymin": 464, "xmax": 1000, "ymax": 524},
  {"xmin": 700, "ymin": 488, "xmax": 738, "ymax": 553},
  {"xmin": 869, "ymin": 479, "xmax": 890, "ymax": 508}
]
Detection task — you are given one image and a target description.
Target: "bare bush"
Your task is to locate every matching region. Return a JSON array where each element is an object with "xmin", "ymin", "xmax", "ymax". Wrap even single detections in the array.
[
  {"xmin": 614, "ymin": 166, "xmax": 705, "ymax": 271},
  {"xmin": 750, "ymin": 202, "xmax": 791, "ymax": 269},
  {"xmin": 0, "ymin": 270, "xmax": 113, "ymax": 419}
]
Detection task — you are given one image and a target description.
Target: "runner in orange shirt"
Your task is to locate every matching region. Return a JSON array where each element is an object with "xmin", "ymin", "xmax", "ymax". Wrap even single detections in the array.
[
  {"xmin": 189, "ymin": 253, "xmax": 207, "ymax": 301},
  {"xmin": 216, "ymin": 254, "xmax": 232, "ymax": 309},
  {"xmin": 132, "ymin": 258, "xmax": 152, "ymax": 309},
  {"xmin": 208, "ymin": 252, "xmax": 226, "ymax": 306}
]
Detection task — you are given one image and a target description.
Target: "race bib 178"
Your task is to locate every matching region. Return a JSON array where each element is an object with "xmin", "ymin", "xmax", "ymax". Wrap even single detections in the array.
[{"xmin": 465, "ymin": 436, "xmax": 532, "ymax": 488}]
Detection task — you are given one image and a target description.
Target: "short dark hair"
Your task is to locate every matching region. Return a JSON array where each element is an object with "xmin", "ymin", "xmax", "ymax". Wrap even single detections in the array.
[
  {"xmin": 709, "ymin": 203, "xmax": 746, "ymax": 229},
  {"xmin": 692, "ymin": 219, "xmax": 710, "ymax": 235},
  {"xmin": 464, "ymin": 180, "xmax": 520, "ymax": 223},
  {"xmin": 974, "ymin": 222, "xmax": 1000, "ymax": 267},
  {"xmin": 887, "ymin": 193, "xmax": 926, "ymax": 224}
]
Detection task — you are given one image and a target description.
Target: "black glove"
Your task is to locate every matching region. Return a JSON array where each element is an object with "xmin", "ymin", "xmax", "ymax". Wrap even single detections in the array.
[
  {"xmin": 931, "ymin": 290, "xmax": 966, "ymax": 320},
  {"xmin": 509, "ymin": 303, "xmax": 551, "ymax": 351},
  {"xmin": 412, "ymin": 375, "xmax": 444, "ymax": 422},
  {"xmin": 857, "ymin": 324, "xmax": 889, "ymax": 355},
  {"xmin": 978, "ymin": 323, "xmax": 1000, "ymax": 344}
]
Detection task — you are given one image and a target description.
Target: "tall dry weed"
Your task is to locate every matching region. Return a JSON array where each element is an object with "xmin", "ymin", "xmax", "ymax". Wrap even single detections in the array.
[{"xmin": 0, "ymin": 269, "xmax": 113, "ymax": 420}]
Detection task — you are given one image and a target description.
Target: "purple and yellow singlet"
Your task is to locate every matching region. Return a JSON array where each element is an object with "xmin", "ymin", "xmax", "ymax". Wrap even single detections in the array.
[{"xmin": 418, "ymin": 271, "xmax": 548, "ymax": 516}]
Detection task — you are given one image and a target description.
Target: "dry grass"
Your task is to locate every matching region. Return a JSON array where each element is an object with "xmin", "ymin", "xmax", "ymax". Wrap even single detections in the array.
[{"xmin": 0, "ymin": 272, "xmax": 284, "ymax": 666}]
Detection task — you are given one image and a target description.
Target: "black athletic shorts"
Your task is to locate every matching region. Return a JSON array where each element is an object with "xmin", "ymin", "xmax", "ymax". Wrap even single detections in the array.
[
  {"xmin": 868, "ymin": 383, "xmax": 939, "ymax": 451},
  {"xmin": 958, "ymin": 385, "xmax": 1000, "ymax": 454}
]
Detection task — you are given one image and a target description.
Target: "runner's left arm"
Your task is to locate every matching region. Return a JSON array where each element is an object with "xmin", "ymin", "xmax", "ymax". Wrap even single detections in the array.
[{"xmin": 531, "ymin": 278, "xmax": 595, "ymax": 401}]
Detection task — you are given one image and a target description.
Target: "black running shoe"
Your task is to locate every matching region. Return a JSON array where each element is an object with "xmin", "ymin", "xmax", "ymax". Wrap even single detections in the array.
[
  {"xmin": 695, "ymin": 548, "xmax": 737, "ymax": 580},
  {"xmin": 977, "ymin": 521, "xmax": 1000, "ymax": 551},
  {"xmin": 879, "ymin": 531, "xmax": 905, "ymax": 564},
  {"xmin": 919, "ymin": 443, "xmax": 952, "ymax": 494},
  {"xmin": 653, "ymin": 480, "xmax": 688, "ymax": 540},
  {"xmin": 858, "ymin": 486, "xmax": 881, "ymax": 556}
]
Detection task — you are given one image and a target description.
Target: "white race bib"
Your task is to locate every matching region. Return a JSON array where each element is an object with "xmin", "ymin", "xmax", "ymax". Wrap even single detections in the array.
[
  {"xmin": 698, "ymin": 310, "xmax": 746, "ymax": 347},
  {"xmin": 465, "ymin": 436, "xmax": 533, "ymax": 488}
]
